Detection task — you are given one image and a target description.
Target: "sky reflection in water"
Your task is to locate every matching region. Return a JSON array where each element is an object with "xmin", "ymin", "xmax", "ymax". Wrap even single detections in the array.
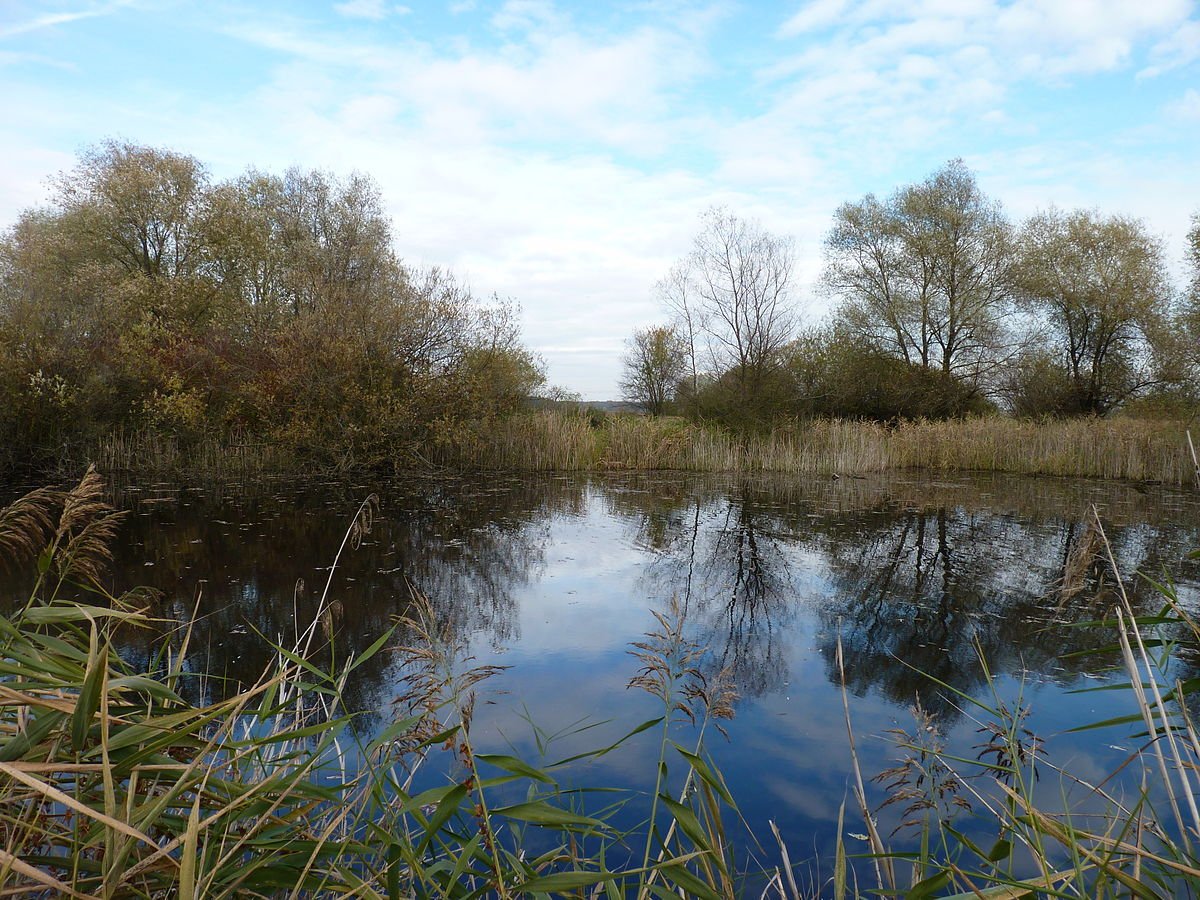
[{"xmin": 6, "ymin": 471, "xmax": 1200, "ymax": 876}]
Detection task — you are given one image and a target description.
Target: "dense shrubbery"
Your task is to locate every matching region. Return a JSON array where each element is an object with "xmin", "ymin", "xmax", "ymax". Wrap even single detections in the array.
[{"xmin": 0, "ymin": 141, "xmax": 544, "ymax": 474}]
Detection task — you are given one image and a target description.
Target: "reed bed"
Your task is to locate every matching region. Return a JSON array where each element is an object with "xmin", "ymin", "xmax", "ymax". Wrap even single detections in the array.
[
  {"xmin": 62, "ymin": 414, "xmax": 1196, "ymax": 485},
  {"xmin": 81, "ymin": 426, "xmax": 291, "ymax": 480},
  {"xmin": 815, "ymin": 510, "xmax": 1200, "ymax": 900},
  {"xmin": 4, "ymin": 469, "xmax": 1200, "ymax": 896},
  {"xmin": 449, "ymin": 412, "xmax": 1197, "ymax": 485}
]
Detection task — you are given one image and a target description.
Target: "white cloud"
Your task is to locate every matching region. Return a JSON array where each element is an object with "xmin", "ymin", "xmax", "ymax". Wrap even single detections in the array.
[
  {"xmin": 0, "ymin": 1, "xmax": 132, "ymax": 39},
  {"xmin": 1166, "ymin": 88, "xmax": 1200, "ymax": 121},
  {"xmin": 777, "ymin": 0, "xmax": 851, "ymax": 36},
  {"xmin": 332, "ymin": 0, "xmax": 410, "ymax": 20},
  {"xmin": 490, "ymin": 0, "xmax": 564, "ymax": 32},
  {"xmin": 2, "ymin": 0, "xmax": 1198, "ymax": 398},
  {"xmin": 1140, "ymin": 19, "xmax": 1200, "ymax": 77}
]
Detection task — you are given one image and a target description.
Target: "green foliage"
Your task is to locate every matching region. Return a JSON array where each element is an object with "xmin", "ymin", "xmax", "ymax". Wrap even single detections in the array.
[
  {"xmin": 999, "ymin": 347, "xmax": 1080, "ymax": 418},
  {"xmin": 821, "ymin": 160, "xmax": 1018, "ymax": 403},
  {"xmin": 619, "ymin": 324, "xmax": 689, "ymax": 416},
  {"xmin": 1015, "ymin": 208, "xmax": 1173, "ymax": 417},
  {"xmin": 784, "ymin": 326, "xmax": 994, "ymax": 421}
]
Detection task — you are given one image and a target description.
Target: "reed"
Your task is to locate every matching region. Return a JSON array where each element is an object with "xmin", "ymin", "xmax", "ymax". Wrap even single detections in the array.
[
  {"xmin": 808, "ymin": 507, "xmax": 1200, "ymax": 900},
  {"xmin": 77, "ymin": 426, "xmax": 291, "ymax": 480},
  {"xmin": 450, "ymin": 412, "xmax": 1198, "ymax": 485},
  {"xmin": 4, "ymin": 468, "xmax": 1200, "ymax": 896},
  {"xmin": 0, "ymin": 470, "xmax": 750, "ymax": 898},
  {"xmin": 58, "ymin": 413, "xmax": 1196, "ymax": 485}
]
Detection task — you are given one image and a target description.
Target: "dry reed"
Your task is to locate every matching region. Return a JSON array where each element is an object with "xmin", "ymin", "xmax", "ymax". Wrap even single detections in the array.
[{"xmin": 447, "ymin": 412, "xmax": 1197, "ymax": 485}]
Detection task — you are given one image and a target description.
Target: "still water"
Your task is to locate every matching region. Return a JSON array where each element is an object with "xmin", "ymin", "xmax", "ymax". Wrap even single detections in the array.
[{"xmin": 10, "ymin": 471, "xmax": 1200, "ymax": 878}]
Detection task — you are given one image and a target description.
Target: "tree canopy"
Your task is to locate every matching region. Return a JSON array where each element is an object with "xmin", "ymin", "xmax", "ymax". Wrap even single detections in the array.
[{"xmin": 0, "ymin": 141, "xmax": 544, "ymax": 472}]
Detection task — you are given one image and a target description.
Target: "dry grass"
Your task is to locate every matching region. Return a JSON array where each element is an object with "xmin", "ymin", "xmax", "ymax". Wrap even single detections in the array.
[
  {"xmin": 79, "ymin": 427, "xmax": 290, "ymax": 479},
  {"xmin": 64, "ymin": 413, "xmax": 1197, "ymax": 485},
  {"xmin": 446, "ymin": 412, "xmax": 1198, "ymax": 485}
]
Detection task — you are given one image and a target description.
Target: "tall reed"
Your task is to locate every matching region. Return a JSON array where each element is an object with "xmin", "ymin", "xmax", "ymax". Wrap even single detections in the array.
[
  {"xmin": 448, "ymin": 412, "xmax": 1197, "ymax": 484},
  {"xmin": 808, "ymin": 507, "xmax": 1200, "ymax": 899},
  {"xmin": 0, "ymin": 469, "xmax": 751, "ymax": 898}
]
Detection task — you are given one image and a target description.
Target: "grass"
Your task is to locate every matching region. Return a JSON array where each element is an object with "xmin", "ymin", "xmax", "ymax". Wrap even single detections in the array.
[
  {"xmin": 64, "ymin": 413, "xmax": 1199, "ymax": 485},
  {"xmin": 81, "ymin": 426, "xmax": 292, "ymax": 481},
  {"xmin": 826, "ymin": 509, "xmax": 1200, "ymax": 899},
  {"xmin": 4, "ymin": 469, "xmax": 1200, "ymax": 896},
  {"xmin": 0, "ymin": 470, "xmax": 752, "ymax": 898},
  {"xmin": 443, "ymin": 411, "xmax": 1199, "ymax": 485}
]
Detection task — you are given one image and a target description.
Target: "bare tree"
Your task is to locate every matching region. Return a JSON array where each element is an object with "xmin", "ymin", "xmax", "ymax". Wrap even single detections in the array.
[
  {"xmin": 619, "ymin": 325, "xmax": 688, "ymax": 415},
  {"xmin": 656, "ymin": 260, "xmax": 705, "ymax": 409},
  {"xmin": 663, "ymin": 207, "xmax": 798, "ymax": 418}
]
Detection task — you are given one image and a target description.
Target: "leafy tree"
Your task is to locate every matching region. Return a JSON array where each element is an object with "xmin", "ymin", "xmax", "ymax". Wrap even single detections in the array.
[
  {"xmin": 53, "ymin": 140, "xmax": 209, "ymax": 281},
  {"xmin": 619, "ymin": 325, "xmax": 688, "ymax": 415},
  {"xmin": 784, "ymin": 325, "xmax": 992, "ymax": 421},
  {"xmin": 823, "ymin": 160, "xmax": 1018, "ymax": 413},
  {"xmin": 1015, "ymin": 209, "xmax": 1172, "ymax": 416},
  {"xmin": 1183, "ymin": 212, "xmax": 1200, "ymax": 376},
  {"xmin": 0, "ymin": 142, "xmax": 545, "ymax": 474}
]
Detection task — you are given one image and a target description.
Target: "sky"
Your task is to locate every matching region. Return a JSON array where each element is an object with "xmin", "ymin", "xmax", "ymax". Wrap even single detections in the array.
[{"xmin": 2, "ymin": 0, "xmax": 1199, "ymax": 399}]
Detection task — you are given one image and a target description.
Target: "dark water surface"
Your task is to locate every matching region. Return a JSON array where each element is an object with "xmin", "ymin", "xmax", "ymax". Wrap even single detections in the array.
[{"xmin": 7, "ymin": 471, "xmax": 1200, "ymax": 879}]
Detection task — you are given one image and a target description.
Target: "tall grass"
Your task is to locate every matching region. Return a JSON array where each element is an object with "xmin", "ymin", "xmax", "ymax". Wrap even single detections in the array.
[
  {"xmin": 0, "ymin": 470, "xmax": 751, "ymax": 898},
  {"xmin": 82, "ymin": 426, "xmax": 291, "ymax": 480},
  {"xmin": 64, "ymin": 414, "xmax": 1196, "ymax": 484},
  {"xmin": 6, "ymin": 469, "xmax": 1200, "ymax": 896},
  {"xmin": 814, "ymin": 508, "xmax": 1200, "ymax": 900},
  {"xmin": 445, "ymin": 412, "xmax": 1198, "ymax": 484}
]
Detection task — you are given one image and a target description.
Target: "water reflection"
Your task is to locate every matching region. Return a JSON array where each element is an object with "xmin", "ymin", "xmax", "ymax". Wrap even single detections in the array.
[
  {"xmin": 3, "ymin": 470, "xmax": 1198, "ymax": 748},
  {"xmin": 614, "ymin": 474, "xmax": 1200, "ymax": 720},
  {"xmin": 4, "ymin": 469, "xmax": 1200, "ymax": 874}
]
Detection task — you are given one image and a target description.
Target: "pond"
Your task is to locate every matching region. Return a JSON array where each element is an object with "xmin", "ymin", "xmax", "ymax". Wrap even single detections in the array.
[{"xmin": 6, "ymin": 470, "xmax": 1200, "ymax": 885}]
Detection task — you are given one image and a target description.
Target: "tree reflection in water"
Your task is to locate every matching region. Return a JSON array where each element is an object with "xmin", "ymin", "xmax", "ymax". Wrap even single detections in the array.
[
  {"xmin": 617, "ymin": 473, "xmax": 1200, "ymax": 721},
  {"xmin": 2, "ymin": 471, "xmax": 1197, "ymax": 733},
  {"xmin": 0, "ymin": 475, "xmax": 586, "ymax": 723}
]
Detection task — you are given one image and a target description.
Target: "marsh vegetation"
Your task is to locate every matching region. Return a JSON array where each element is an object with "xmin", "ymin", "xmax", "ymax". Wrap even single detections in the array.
[
  {"xmin": 3, "ymin": 470, "xmax": 1200, "ymax": 895},
  {"xmin": 2, "ymin": 145, "xmax": 1198, "ymax": 483}
]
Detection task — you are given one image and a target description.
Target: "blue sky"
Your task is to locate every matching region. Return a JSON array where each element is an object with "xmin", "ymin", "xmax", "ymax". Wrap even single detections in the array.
[{"xmin": 2, "ymin": 0, "xmax": 1199, "ymax": 398}]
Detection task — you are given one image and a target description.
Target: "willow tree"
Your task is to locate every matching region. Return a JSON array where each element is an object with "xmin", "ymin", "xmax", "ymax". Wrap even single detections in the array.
[
  {"xmin": 619, "ymin": 324, "xmax": 688, "ymax": 415},
  {"xmin": 1016, "ymin": 208, "xmax": 1171, "ymax": 415},
  {"xmin": 823, "ymin": 160, "xmax": 1018, "ymax": 411},
  {"xmin": 0, "ymin": 141, "xmax": 546, "ymax": 472}
]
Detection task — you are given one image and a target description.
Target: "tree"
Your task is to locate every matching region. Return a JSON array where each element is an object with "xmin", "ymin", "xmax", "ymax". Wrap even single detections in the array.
[
  {"xmin": 1183, "ymin": 213, "xmax": 1200, "ymax": 374},
  {"xmin": 823, "ymin": 160, "xmax": 1018, "ymax": 412},
  {"xmin": 662, "ymin": 208, "xmax": 798, "ymax": 423},
  {"xmin": 619, "ymin": 325, "xmax": 688, "ymax": 415},
  {"xmin": 1015, "ymin": 208, "xmax": 1172, "ymax": 415},
  {"xmin": 54, "ymin": 140, "xmax": 209, "ymax": 282},
  {"xmin": 0, "ymin": 141, "xmax": 547, "ymax": 473},
  {"xmin": 656, "ymin": 260, "xmax": 705, "ymax": 411}
]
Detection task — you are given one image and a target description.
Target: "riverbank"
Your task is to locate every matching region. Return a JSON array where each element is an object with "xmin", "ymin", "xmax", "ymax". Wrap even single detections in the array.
[
  {"xmin": 66, "ymin": 413, "xmax": 1200, "ymax": 485},
  {"xmin": 442, "ymin": 412, "xmax": 1199, "ymax": 484}
]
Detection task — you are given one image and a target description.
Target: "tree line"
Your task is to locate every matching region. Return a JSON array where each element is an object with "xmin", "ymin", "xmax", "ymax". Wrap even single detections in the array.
[
  {"xmin": 0, "ymin": 141, "xmax": 545, "ymax": 472},
  {"xmin": 622, "ymin": 160, "xmax": 1200, "ymax": 425}
]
